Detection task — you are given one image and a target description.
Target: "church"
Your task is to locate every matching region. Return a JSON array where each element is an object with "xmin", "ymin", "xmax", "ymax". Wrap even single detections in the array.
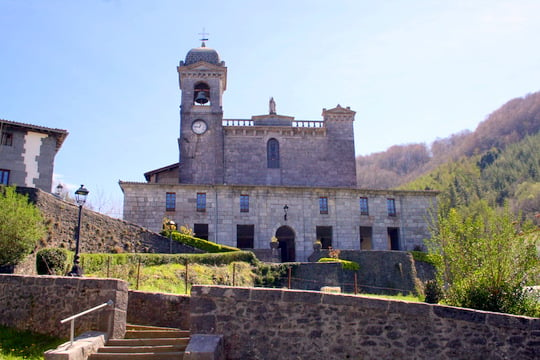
[{"xmin": 120, "ymin": 42, "xmax": 437, "ymax": 262}]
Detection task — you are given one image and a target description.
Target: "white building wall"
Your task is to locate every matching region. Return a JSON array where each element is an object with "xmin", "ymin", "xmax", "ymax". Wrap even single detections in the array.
[{"xmin": 23, "ymin": 131, "xmax": 48, "ymax": 187}]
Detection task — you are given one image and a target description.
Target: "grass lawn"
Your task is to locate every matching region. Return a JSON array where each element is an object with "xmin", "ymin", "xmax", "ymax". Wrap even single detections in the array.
[
  {"xmin": 0, "ymin": 326, "xmax": 64, "ymax": 360},
  {"xmin": 86, "ymin": 261, "xmax": 256, "ymax": 294}
]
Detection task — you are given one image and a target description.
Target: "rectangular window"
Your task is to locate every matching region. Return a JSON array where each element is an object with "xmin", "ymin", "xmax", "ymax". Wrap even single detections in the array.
[
  {"xmin": 194, "ymin": 223, "xmax": 209, "ymax": 240},
  {"xmin": 0, "ymin": 169, "xmax": 9, "ymax": 185},
  {"xmin": 387, "ymin": 198, "xmax": 397, "ymax": 217},
  {"xmin": 319, "ymin": 197, "xmax": 328, "ymax": 214},
  {"xmin": 359, "ymin": 197, "xmax": 369, "ymax": 215},
  {"xmin": 165, "ymin": 192, "xmax": 176, "ymax": 211},
  {"xmin": 1, "ymin": 132, "xmax": 13, "ymax": 146},
  {"xmin": 196, "ymin": 193, "xmax": 206, "ymax": 212},
  {"xmin": 236, "ymin": 224, "xmax": 255, "ymax": 248},
  {"xmin": 316, "ymin": 226, "xmax": 333, "ymax": 249},
  {"xmin": 240, "ymin": 194, "xmax": 249, "ymax": 213}
]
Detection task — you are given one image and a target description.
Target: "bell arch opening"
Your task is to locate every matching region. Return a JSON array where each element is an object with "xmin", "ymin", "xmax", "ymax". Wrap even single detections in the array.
[{"xmin": 194, "ymin": 82, "xmax": 210, "ymax": 105}]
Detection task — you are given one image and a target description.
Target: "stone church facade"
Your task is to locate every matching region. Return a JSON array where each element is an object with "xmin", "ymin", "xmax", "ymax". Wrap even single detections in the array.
[{"xmin": 120, "ymin": 42, "xmax": 437, "ymax": 261}]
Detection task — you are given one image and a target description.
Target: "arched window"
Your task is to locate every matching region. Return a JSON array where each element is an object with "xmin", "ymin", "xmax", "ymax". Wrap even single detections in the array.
[{"xmin": 267, "ymin": 138, "xmax": 280, "ymax": 168}]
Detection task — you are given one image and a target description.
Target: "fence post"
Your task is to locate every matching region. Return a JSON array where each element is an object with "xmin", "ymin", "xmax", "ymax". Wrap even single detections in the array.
[
  {"xmin": 354, "ymin": 272, "xmax": 358, "ymax": 295},
  {"xmin": 288, "ymin": 266, "xmax": 292, "ymax": 289},
  {"xmin": 106, "ymin": 256, "xmax": 110, "ymax": 278},
  {"xmin": 232, "ymin": 263, "xmax": 236, "ymax": 287},
  {"xmin": 136, "ymin": 257, "xmax": 141, "ymax": 290},
  {"xmin": 185, "ymin": 258, "xmax": 189, "ymax": 294}
]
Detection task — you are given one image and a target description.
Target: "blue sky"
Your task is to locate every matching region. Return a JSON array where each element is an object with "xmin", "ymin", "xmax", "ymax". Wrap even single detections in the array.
[{"xmin": 1, "ymin": 0, "xmax": 540, "ymax": 217}]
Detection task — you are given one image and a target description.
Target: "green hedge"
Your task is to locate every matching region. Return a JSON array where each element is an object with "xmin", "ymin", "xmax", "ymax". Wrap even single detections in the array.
[
  {"xmin": 317, "ymin": 257, "xmax": 360, "ymax": 271},
  {"xmin": 36, "ymin": 248, "xmax": 73, "ymax": 275},
  {"xmin": 410, "ymin": 251, "xmax": 442, "ymax": 267},
  {"xmin": 164, "ymin": 231, "xmax": 240, "ymax": 253},
  {"xmin": 81, "ymin": 251, "xmax": 258, "ymax": 273}
]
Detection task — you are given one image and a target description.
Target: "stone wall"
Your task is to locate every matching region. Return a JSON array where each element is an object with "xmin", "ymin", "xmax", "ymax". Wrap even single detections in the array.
[
  {"xmin": 127, "ymin": 290, "xmax": 190, "ymax": 330},
  {"xmin": 14, "ymin": 187, "xmax": 202, "ymax": 274},
  {"xmin": 121, "ymin": 182, "xmax": 437, "ymax": 261},
  {"xmin": 0, "ymin": 274, "xmax": 127, "ymax": 339},
  {"xmin": 309, "ymin": 250, "xmax": 423, "ymax": 295},
  {"xmin": 222, "ymin": 112, "xmax": 357, "ymax": 188},
  {"xmin": 190, "ymin": 285, "xmax": 540, "ymax": 360}
]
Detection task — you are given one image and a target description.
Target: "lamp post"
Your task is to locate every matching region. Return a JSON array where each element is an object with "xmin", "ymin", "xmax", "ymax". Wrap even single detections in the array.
[
  {"xmin": 68, "ymin": 185, "xmax": 89, "ymax": 277},
  {"xmin": 55, "ymin": 183, "xmax": 63, "ymax": 198},
  {"xmin": 167, "ymin": 220, "xmax": 176, "ymax": 253},
  {"xmin": 283, "ymin": 204, "xmax": 289, "ymax": 221}
]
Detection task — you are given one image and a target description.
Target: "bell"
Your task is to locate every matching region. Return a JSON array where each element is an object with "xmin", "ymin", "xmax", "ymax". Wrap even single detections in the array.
[{"xmin": 194, "ymin": 91, "xmax": 209, "ymax": 104}]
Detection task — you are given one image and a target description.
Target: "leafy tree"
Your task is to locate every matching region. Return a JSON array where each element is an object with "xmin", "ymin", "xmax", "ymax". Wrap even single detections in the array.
[
  {"xmin": 428, "ymin": 203, "xmax": 540, "ymax": 316},
  {"xmin": 0, "ymin": 186, "xmax": 46, "ymax": 266}
]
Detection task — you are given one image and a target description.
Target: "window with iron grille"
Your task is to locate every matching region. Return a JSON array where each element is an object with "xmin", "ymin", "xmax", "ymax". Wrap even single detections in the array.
[
  {"xmin": 165, "ymin": 192, "xmax": 176, "ymax": 211},
  {"xmin": 359, "ymin": 197, "xmax": 369, "ymax": 215},
  {"xmin": 319, "ymin": 197, "xmax": 328, "ymax": 214},
  {"xmin": 197, "ymin": 193, "xmax": 206, "ymax": 212},
  {"xmin": 0, "ymin": 169, "xmax": 9, "ymax": 185},
  {"xmin": 387, "ymin": 198, "xmax": 397, "ymax": 217},
  {"xmin": 240, "ymin": 194, "xmax": 249, "ymax": 213}
]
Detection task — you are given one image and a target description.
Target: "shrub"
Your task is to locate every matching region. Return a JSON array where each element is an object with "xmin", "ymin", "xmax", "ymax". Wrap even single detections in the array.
[
  {"xmin": 253, "ymin": 263, "xmax": 289, "ymax": 288},
  {"xmin": 162, "ymin": 231, "xmax": 240, "ymax": 253},
  {"xmin": 318, "ymin": 257, "xmax": 360, "ymax": 271},
  {"xmin": 0, "ymin": 186, "xmax": 46, "ymax": 266},
  {"xmin": 424, "ymin": 279, "xmax": 442, "ymax": 304},
  {"xmin": 410, "ymin": 251, "xmax": 442, "ymax": 267},
  {"xmin": 428, "ymin": 203, "xmax": 540, "ymax": 316},
  {"xmin": 36, "ymin": 248, "xmax": 72, "ymax": 275},
  {"xmin": 80, "ymin": 251, "xmax": 258, "ymax": 274}
]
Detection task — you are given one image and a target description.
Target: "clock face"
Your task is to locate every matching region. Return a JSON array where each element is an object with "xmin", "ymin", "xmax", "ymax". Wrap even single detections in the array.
[{"xmin": 191, "ymin": 120, "xmax": 207, "ymax": 134}]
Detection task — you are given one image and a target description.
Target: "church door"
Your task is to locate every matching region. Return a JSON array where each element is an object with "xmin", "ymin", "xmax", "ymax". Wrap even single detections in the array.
[{"xmin": 276, "ymin": 226, "xmax": 295, "ymax": 262}]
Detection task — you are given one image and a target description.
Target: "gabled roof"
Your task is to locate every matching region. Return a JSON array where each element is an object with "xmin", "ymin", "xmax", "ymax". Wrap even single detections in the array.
[
  {"xmin": 144, "ymin": 163, "xmax": 179, "ymax": 181},
  {"xmin": 0, "ymin": 118, "xmax": 68, "ymax": 152}
]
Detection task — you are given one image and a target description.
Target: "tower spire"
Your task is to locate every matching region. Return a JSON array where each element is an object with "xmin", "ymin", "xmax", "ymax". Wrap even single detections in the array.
[{"xmin": 198, "ymin": 28, "xmax": 209, "ymax": 47}]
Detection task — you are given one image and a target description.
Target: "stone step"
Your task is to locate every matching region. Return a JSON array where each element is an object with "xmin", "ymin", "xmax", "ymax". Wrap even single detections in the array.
[
  {"xmin": 125, "ymin": 329, "xmax": 190, "ymax": 339},
  {"xmin": 88, "ymin": 351, "xmax": 184, "ymax": 360},
  {"xmin": 127, "ymin": 324, "xmax": 176, "ymax": 331},
  {"xmin": 87, "ymin": 324, "xmax": 190, "ymax": 360},
  {"xmin": 98, "ymin": 345, "xmax": 186, "ymax": 353},
  {"xmin": 107, "ymin": 338, "xmax": 189, "ymax": 347}
]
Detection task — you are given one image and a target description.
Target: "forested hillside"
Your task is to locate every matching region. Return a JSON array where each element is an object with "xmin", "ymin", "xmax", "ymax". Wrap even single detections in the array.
[{"xmin": 356, "ymin": 91, "xmax": 540, "ymax": 222}]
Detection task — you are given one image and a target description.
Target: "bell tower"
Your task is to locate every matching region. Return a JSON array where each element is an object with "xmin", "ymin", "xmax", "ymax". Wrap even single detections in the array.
[{"xmin": 177, "ymin": 41, "xmax": 227, "ymax": 184}]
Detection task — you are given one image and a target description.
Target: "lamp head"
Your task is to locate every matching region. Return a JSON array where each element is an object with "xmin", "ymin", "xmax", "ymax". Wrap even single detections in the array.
[{"xmin": 75, "ymin": 185, "xmax": 89, "ymax": 206}]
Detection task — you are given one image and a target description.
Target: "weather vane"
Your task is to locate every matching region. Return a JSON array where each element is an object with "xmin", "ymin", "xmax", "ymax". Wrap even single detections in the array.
[{"xmin": 199, "ymin": 28, "xmax": 209, "ymax": 46}]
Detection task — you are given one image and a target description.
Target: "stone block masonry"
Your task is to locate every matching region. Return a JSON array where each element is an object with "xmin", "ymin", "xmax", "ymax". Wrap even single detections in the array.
[
  {"xmin": 0, "ymin": 274, "xmax": 127, "ymax": 339},
  {"xmin": 13, "ymin": 187, "xmax": 202, "ymax": 274},
  {"xmin": 127, "ymin": 290, "xmax": 190, "ymax": 330},
  {"xmin": 190, "ymin": 285, "xmax": 540, "ymax": 360}
]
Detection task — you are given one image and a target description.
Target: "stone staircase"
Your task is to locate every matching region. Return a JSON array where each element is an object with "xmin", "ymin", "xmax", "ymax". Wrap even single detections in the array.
[{"xmin": 88, "ymin": 324, "xmax": 190, "ymax": 360}]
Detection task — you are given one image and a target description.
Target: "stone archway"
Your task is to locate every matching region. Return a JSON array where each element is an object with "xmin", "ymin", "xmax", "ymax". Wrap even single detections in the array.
[{"xmin": 276, "ymin": 226, "xmax": 295, "ymax": 262}]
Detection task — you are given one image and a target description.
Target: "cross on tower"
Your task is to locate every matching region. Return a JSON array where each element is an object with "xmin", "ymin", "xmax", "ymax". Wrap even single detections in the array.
[{"xmin": 199, "ymin": 28, "xmax": 209, "ymax": 46}]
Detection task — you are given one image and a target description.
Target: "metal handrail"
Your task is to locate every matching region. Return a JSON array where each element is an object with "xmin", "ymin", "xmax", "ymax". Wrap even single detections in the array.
[{"xmin": 60, "ymin": 300, "xmax": 114, "ymax": 347}]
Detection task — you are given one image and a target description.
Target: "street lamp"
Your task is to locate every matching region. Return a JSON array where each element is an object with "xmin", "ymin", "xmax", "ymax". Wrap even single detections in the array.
[
  {"xmin": 68, "ymin": 185, "xmax": 89, "ymax": 277},
  {"xmin": 55, "ymin": 183, "xmax": 63, "ymax": 198},
  {"xmin": 283, "ymin": 204, "xmax": 289, "ymax": 221},
  {"xmin": 167, "ymin": 220, "xmax": 176, "ymax": 253}
]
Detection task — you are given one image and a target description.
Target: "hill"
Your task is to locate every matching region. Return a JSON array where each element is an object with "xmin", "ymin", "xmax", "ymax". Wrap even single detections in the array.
[
  {"xmin": 356, "ymin": 91, "xmax": 540, "ymax": 189},
  {"xmin": 356, "ymin": 91, "xmax": 540, "ymax": 222}
]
